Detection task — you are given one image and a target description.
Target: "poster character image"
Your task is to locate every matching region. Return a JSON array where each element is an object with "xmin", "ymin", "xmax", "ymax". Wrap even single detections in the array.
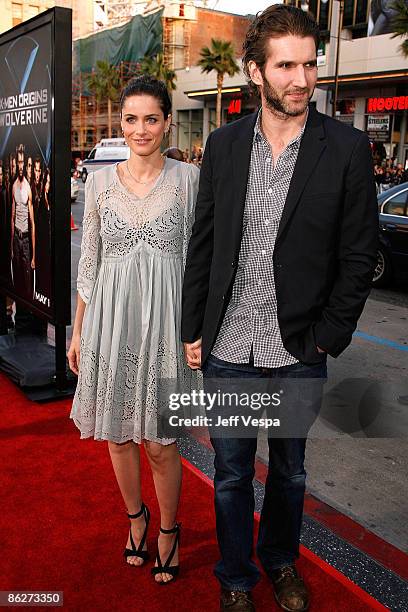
[{"xmin": 368, "ymin": 0, "xmax": 405, "ymax": 36}]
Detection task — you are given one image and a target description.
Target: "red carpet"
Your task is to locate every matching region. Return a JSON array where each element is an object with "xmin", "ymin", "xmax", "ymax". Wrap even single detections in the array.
[{"xmin": 0, "ymin": 374, "xmax": 386, "ymax": 611}]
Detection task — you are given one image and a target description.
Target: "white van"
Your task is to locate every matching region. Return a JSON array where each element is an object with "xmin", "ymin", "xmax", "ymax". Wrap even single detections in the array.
[{"xmin": 81, "ymin": 141, "xmax": 130, "ymax": 182}]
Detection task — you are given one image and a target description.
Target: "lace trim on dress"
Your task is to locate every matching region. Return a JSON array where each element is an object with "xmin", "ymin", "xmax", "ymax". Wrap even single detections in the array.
[{"xmin": 73, "ymin": 336, "xmax": 192, "ymax": 445}]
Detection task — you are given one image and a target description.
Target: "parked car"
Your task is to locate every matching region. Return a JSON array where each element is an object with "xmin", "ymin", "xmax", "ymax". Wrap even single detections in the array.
[
  {"xmin": 81, "ymin": 139, "xmax": 130, "ymax": 182},
  {"xmin": 373, "ymin": 181, "xmax": 408, "ymax": 287},
  {"xmin": 71, "ymin": 177, "xmax": 79, "ymax": 202}
]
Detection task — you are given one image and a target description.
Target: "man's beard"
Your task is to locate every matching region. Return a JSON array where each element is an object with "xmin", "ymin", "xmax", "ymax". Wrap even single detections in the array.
[{"xmin": 262, "ymin": 75, "xmax": 311, "ymax": 117}]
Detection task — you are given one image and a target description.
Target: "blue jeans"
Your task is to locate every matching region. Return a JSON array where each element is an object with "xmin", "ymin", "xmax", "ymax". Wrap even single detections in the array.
[{"xmin": 202, "ymin": 353, "xmax": 327, "ymax": 592}]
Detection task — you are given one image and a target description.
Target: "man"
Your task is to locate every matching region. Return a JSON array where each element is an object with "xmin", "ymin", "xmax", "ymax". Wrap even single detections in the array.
[
  {"xmin": 31, "ymin": 157, "xmax": 42, "ymax": 223},
  {"xmin": 26, "ymin": 155, "xmax": 33, "ymax": 186},
  {"xmin": 182, "ymin": 5, "xmax": 378, "ymax": 612},
  {"xmin": 11, "ymin": 145, "xmax": 35, "ymax": 301}
]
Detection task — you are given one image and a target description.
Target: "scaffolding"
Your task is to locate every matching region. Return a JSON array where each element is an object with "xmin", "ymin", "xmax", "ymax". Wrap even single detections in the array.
[
  {"xmin": 71, "ymin": 1, "xmax": 197, "ymax": 155},
  {"xmin": 71, "ymin": 61, "xmax": 142, "ymax": 155}
]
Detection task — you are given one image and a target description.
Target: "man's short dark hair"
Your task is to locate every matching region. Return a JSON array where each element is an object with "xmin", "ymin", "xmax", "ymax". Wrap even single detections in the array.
[{"xmin": 242, "ymin": 4, "xmax": 320, "ymax": 97}]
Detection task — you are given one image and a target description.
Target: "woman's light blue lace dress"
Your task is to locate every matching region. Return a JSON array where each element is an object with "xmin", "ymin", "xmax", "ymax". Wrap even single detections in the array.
[{"xmin": 70, "ymin": 158, "xmax": 199, "ymax": 444}]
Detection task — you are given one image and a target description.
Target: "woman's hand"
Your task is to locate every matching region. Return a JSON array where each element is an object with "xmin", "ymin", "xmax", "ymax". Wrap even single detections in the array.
[
  {"xmin": 184, "ymin": 338, "xmax": 202, "ymax": 370},
  {"xmin": 67, "ymin": 334, "xmax": 81, "ymax": 375}
]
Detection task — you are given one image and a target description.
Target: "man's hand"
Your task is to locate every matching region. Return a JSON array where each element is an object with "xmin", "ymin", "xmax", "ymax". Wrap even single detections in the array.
[
  {"xmin": 317, "ymin": 346, "xmax": 326, "ymax": 354},
  {"xmin": 184, "ymin": 338, "xmax": 202, "ymax": 370},
  {"xmin": 31, "ymin": 257, "xmax": 35, "ymax": 269}
]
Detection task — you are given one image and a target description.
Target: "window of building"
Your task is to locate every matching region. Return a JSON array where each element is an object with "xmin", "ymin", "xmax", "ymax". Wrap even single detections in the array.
[
  {"xmin": 343, "ymin": 0, "xmax": 369, "ymax": 27},
  {"xmin": 72, "ymin": 131, "xmax": 79, "ymax": 148},
  {"xmin": 86, "ymin": 129, "xmax": 95, "ymax": 148},
  {"xmin": 355, "ymin": 0, "xmax": 369, "ymax": 23},
  {"xmin": 283, "ymin": 0, "xmax": 331, "ymax": 31},
  {"xmin": 177, "ymin": 109, "xmax": 203, "ymax": 155},
  {"xmin": 12, "ymin": 2, "xmax": 23, "ymax": 26},
  {"xmin": 318, "ymin": 0, "xmax": 330, "ymax": 30},
  {"xmin": 27, "ymin": 4, "xmax": 40, "ymax": 19}
]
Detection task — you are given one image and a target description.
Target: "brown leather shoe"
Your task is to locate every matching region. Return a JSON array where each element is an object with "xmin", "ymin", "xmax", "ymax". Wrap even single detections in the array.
[
  {"xmin": 220, "ymin": 589, "xmax": 255, "ymax": 611},
  {"xmin": 270, "ymin": 565, "xmax": 309, "ymax": 611}
]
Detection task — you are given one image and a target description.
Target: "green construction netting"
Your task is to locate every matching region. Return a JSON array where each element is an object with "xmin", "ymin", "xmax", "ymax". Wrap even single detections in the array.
[{"xmin": 73, "ymin": 10, "xmax": 163, "ymax": 75}]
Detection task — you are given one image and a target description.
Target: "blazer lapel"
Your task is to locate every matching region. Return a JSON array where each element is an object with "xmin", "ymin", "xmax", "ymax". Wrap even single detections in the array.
[
  {"xmin": 230, "ymin": 111, "xmax": 258, "ymax": 256},
  {"xmin": 276, "ymin": 107, "xmax": 327, "ymax": 244}
]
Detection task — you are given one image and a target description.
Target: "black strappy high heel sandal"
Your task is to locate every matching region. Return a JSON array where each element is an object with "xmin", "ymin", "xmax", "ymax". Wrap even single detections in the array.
[
  {"xmin": 124, "ymin": 502, "xmax": 150, "ymax": 565},
  {"xmin": 151, "ymin": 523, "xmax": 181, "ymax": 584}
]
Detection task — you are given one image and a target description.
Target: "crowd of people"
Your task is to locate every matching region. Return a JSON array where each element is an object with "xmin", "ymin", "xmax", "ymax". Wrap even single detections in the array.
[{"xmin": 374, "ymin": 160, "xmax": 408, "ymax": 193}]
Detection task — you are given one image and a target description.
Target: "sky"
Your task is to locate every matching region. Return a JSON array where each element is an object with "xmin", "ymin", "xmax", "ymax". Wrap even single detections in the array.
[{"xmin": 206, "ymin": 0, "xmax": 279, "ymax": 16}]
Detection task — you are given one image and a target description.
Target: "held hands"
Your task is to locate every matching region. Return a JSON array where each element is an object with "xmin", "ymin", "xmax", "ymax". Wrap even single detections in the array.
[
  {"xmin": 67, "ymin": 334, "xmax": 81, "ymax": 376},
  {"xmin": 184, "ymin": 337, "xmax": 202, "ymax": 370}
]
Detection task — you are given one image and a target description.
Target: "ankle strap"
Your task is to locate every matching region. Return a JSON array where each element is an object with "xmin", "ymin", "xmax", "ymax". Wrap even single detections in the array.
[
  {"xmin": 127, "ymin": 502, "xmax": 146, "ymax": 519},
  {"xmin": 160, "ymin": 522, "xmax": 180, "ymax": 534}
]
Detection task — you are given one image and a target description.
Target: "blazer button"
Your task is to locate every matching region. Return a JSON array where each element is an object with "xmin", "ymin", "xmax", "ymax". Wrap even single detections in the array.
[
  {"xmin": 231, "ymin": 261, "xmax": 236, "ymax": 267},
  {"xmin": 222, "ymin": 295, "xmax": 225, "ymax": 300}
]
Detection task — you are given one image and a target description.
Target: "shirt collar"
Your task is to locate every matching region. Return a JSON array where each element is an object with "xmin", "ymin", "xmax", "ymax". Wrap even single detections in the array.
[{"xmin": 253, "ymin": 106, "xmax": 309, "ymax": 148}]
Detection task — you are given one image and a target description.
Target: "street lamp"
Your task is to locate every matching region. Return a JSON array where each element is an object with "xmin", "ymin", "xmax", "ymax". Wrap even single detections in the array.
[
  {"xmin": 320, "ymin": 0, "xmax": 345, "ymax": 118},
  {"xmin": 300, "ymin": 0, "xmax": 344, "ymax": 118}
]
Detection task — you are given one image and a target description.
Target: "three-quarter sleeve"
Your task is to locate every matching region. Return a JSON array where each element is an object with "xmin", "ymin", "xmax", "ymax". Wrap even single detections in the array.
[
  {"xmin": 183, "ymin": 164, "xmax": 200, "ymax": 271},
  {"xmin": 77, "ymin": 172, "xmax": 101, "ymax": 304}
]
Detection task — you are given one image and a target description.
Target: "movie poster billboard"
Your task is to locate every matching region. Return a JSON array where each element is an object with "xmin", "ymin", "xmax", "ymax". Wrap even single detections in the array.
[
  {"xmin": 368, "ymin": 0, "xmax": 404, "ymax": 36},
  {"xmin": 0, "ymin": 8, "xmax": 71, "ymax": 324}
]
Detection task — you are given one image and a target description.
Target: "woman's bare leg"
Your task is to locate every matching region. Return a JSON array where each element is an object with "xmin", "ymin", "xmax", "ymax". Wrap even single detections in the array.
[
  {"xmin": 108, "ymin": 440, "xmax": 147, "ymax": 566},
  {"xmin": 144, "ymin": 441, "xmax": 182, "ymax": 583}
]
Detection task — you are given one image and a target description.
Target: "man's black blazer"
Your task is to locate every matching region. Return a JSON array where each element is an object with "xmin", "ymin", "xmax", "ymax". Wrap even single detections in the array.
[{"xmin": 182, "ymin": 106, "xmax": 379, "ymax": 366}]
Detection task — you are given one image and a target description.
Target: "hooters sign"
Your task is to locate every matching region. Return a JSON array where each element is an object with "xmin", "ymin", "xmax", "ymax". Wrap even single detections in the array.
[
  {"xmin": 228, "ymin": 99, "xmax": 242, "ymax": 115},
  {"xmin": 367, "ymin": 96, "xmax": 408, "ymax": 113}
]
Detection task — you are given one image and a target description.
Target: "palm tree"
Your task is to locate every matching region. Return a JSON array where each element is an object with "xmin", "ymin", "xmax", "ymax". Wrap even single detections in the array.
[
  {"xmin": 391, "ymin": 0, "xmax": 408, "ymax": 58},
  {"xmin": 140, "ymin": 53, "xmax": 177, "ymax": 93},
  {"xmin": 197, "ymin": 39, "xmax": 240, "ymax": 128},
  {"xmin": 87, "ymin": 60, "xmax": 121, "ymax": 138}
]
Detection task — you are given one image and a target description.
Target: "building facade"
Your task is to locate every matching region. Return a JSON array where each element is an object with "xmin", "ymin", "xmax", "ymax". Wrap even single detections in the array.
[
  {"xmin": 70, "ymin": 3, "xmax": 251, "ymax": 155},
  {"xmin": 0, "ymin": 0, "xmax": 93, "ymax": 39},
  {"xmin": 172, "ymin": 0, "xmax": 408, "ymax": 167},
  {"xmin": 2, "ymin": 1, "xmax": 405, "ymax": 164}
]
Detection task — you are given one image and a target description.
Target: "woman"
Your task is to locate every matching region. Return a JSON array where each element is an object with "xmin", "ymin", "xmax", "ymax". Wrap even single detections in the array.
[{"xmin": 68, "ymin": 76, "xmax": 199, "ymax": 584}]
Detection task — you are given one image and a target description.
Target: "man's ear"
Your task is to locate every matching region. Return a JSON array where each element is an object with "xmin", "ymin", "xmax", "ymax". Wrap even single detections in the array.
[{"xmin": 248, "ymin": 60, "xmax": 263, "ymax": 88}]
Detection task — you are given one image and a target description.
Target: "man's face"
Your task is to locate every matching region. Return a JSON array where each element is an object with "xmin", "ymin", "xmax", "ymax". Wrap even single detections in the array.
[
  {"xmin": 0, "ymin": 166, "xmax": 3, "ymax": 188},
  {"xmin": 17, "ymin": 153, "xmax": 24, "ymax": 179},
  {"xmin": 26, "ymin": 157, "xmax": 32, "ymax": 181},
  {"xmin": 252, "ymin": 35, "xmax": 318, "ymax": 118},
  {"xmin": 34, "ymin": 162, "xmax": 41, "ymax": 184}
]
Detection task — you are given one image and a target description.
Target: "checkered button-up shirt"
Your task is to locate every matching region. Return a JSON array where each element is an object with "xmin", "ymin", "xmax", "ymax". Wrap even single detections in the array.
[{"xmin": 212, "ymin": 110, "xmax": 307, "ymax": 368}]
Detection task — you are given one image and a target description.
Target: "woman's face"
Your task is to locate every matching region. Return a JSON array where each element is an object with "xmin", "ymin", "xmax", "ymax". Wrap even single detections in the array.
[{"xmin": 120, "ymin": 94, "xmax": 171, "ymax": 158}]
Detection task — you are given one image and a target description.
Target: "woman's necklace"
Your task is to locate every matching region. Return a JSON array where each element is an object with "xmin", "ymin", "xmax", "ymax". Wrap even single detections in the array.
[{"xmin": 126, "ymin": 160, "xmax": 164, "ymax": 185}]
